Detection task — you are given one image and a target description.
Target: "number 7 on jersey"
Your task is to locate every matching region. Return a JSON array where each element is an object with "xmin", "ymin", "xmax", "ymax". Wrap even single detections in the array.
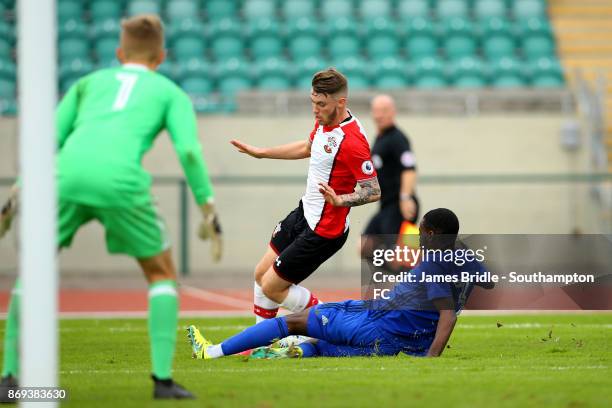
[{"xmin": 113, "ymin": 73, "xmax": 138, "ymax": 111}]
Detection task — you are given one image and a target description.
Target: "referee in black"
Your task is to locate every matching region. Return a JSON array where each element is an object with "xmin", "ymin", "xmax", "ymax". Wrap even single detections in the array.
[{"xmin": 363, "ymin": 94, "xmax": 419, "ymax": 243}]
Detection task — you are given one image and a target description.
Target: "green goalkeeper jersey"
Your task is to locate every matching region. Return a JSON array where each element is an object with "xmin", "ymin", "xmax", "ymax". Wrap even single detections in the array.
[{"xmin": 57, "ymin": 63, "xmax": 214, "ymax": 208}]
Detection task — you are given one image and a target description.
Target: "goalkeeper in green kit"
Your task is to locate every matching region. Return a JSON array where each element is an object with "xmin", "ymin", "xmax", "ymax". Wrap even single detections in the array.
[{"xmin": 0, "ymin": 15, "xmax": 221, "ymax": 400}]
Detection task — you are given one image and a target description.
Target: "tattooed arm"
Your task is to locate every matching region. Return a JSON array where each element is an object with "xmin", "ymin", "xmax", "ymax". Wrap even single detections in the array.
[{"xmin": 318, "ymin": 177, "xmax": 381, "ymax": 207}]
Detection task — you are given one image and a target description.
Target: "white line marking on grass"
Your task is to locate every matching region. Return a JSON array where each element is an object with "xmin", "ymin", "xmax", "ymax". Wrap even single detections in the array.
[
  {"xmin": 458, "ymin": 323, "xmax": 612, "ymax": 329},
  {"xmin": 181, "ymin": 285, "xmax": 253, "ymax": 309},
  {"xmin": 60, "ymin": 365, "xmax": 609, "ymax": 376}
]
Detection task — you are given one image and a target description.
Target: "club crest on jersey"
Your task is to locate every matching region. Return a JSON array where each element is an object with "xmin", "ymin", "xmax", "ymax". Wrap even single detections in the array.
[
  {"xmin": 272, "ymin": 222, "xmax": 281, "ymax": 238},
  {"xmin": 361, "ymin": 160, "xmax": 374, "ymax": 175},
  {"xmin": 323, "ymin": 136, "xmax": 337, "ymax": 154}
]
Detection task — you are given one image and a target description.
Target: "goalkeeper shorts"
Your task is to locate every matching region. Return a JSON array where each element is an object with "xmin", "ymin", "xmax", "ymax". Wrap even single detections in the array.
[{"xmin": 58, "ymin": 199, "xmax": 170, "ymax": 259}]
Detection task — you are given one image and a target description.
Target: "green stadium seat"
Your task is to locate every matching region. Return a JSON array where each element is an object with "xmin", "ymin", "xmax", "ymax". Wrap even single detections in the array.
[
  {"xmin": 441, "ymin": 17, "xmax": 476, "ymax": 61},
  {"xmin": 0, "ymin": 60, "xmax": 16, "ymax": 80},
  {"xmin": 59, "ymin": 58, "xmax": 95, "ymax": 93},
  {"xmin": 449, "ymin": 56, "xmax": 487, "ymax": 88},
  {"xmin": 398, "ymin": 0, "xmax": 430, "ymax": 20},
  {"xmin": 90, "ymin": 0, "xmax": 123, "ymax": 21},
  {"xmin": 168, "ymin": 19, "xmax": 206, "ymax": 60},
  {"xmin": 180, "ymin": 77, "xmax": 214, "ymax": 95},
  {"xmin": 59, "ymin": 20, "xmax": 90, "ymax": 60},
  {"xmin": 359, "ymin": 0, "xmax": 392, "ymax": 19},
  {"xmin": 60, "ymin": 38, "xmax": 90, "ymax": 60},
  {"xmin": 0, "ymin": 22, "xmax": 12, "ymax": 59},
  {"xmin": 0, "ymin": 79, "xmax": 15, "ymax": 99},
  {"xmin": 173, "ymin": 37, "xmax": 206, "ymax": 60},
  {"xmin": 243, "ymin": 0, "xmax": 276, "ymax": 21},
  {"xmin": 404, "ymin": 18, "xmax": 438, "ymax": 59},
  {"xmin": 413, "ymin": 56, "xmax": 446, "ymax": 88},
  {"xmin": 205, "ymin": 0, "xmax": 238, "ymax": 20},
  {"xmin": 512, "ymin": 0, "xmax": 546, "ymax": 19},
  {"xmin": 519, "ymin": 18, "xmax": 555, "ymax": 61},
  {"xmin": 474, "ymin": 0, "xmax": 506, "ymax": 20},
  {"xmin": 529, "ymin": 57, "xmax": 564, "ymax": 88},
  {"xmin": 287, "ymin": 19, "xmax": 322, "ymax": 62},
  {"xmin": 166, "ymin": 0, "xmax": 199, "ymax": 21},
  {"xmin": 156, "ymin": 61, "xmax": 177, "ymax": 80},
  {"xmin": 282, "ymin": 0, "xmax": 315, "ymax": 20},
  {"xmin": 436, "ymin": 0, "xmax": 468, "ymax": 19},
  {"xmin": 321, "ymin": 0, "xmax": 353, "ymax": 20},
  {"xmin": 0, "ymin": 58, "xmax": 15, "ymax": 98},
  {"xmin": 127, "ymin": 0, "xmax": 160, "ymax": 16},
  {"xmin": 217, "ymin": 58, "xmax": 252, "ymax": 96},
  {"xmin": 365, "ymin": 18, "xmax": 399, "ymax": 59},
  {"xmin": 247, "ymin": 19, "xmax": 283, "ymax": 61},
  {"xmin": 254, "ymin": 57, "xmax": 292, "ymax": 90},
  {"xmin": 490, "ymin": 57, "xmax": 527, "ymax": 88},
  {"xmin": 294, "ymin": 57, "xmax": 329, "ymax": 89},
  {"xmin": 371, "ymin": 57, "xmax": 409, "ymax": 89},
  {"xmin": 480, "ymin": 18, "xmax": 516, "ymax": 59},
  {"xmin": 91, "ymin": 19, "xmax": 121, "ymax": 41},
  {"xmin": 333, "ymin": 57, "xmax": 369, "ymax": 90},
  {"xmin": 209, "ymin": 19, "xmax": 244, "ymax": 60},
  {"xmin": 0, "ymin": 98, "xmax": 17, "ymax": 116},
  {"xmin": 58, "ymin": 0, "xmax": 83, "ymax": 23},
  {"xmin": 176, "ymin": 58, "xmax": 212, "ymax": 81},
  {"xmin": 327, "ymin": 18, "xmax": 361, "ymax": 58}
]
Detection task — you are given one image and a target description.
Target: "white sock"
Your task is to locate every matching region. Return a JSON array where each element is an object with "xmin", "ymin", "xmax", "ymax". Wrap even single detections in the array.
[
  {"xmin": 280, "ymin": 284, "xmax": 312, "ymax": 312},
  {"xmin": 254, "ymin": 282, "xmax": 279, "ymax": 323},
  {"xmin": 206, "ymin": 344, "xmax": 224, "ymax": 359}
]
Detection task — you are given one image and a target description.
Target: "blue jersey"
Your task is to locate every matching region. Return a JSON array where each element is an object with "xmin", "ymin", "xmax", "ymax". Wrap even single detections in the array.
[{"xmin": 367, "ymin": 258, "xmax": 487, "ymax": 339}]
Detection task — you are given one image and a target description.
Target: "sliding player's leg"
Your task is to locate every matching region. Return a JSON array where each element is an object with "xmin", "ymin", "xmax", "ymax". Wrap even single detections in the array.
[
  {"xmin": 95, "ymin": 204, "xmax": 193, "ymax": 399},
  {"xmin": 187, "ymin": 309, "xmax": 310, "ymax": 359},
  {"xmin": 298, "ymin": 341, "xmax": 385, "ymax": 358}
]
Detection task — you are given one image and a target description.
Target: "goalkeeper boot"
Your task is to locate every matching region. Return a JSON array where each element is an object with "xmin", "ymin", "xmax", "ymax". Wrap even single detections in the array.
[
  {"xmin": 0, "ymin": 375, "xmax": 18, "ymax": 403},
  {"xmin": 249, "ymin": 344, "xmax": 303, "ymax": 360},
  {"xmin": 187, "ymin": 325, "xmax": 212, "ymax": 359},
  {"xmin": 152, "ymin": 375, "xmax": 195, "ymax": 400}
]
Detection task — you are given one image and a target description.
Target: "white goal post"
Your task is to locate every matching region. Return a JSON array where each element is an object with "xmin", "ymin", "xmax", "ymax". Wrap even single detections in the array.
[{"xmin": 17, "ymin": 1, "xmax": 58, "ymax": 407}]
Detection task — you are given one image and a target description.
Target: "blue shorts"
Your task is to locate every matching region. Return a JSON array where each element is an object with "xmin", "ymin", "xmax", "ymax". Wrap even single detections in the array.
[{"xmin": 305, "ymin": 301, "xmax": 433, "ymax": 357}]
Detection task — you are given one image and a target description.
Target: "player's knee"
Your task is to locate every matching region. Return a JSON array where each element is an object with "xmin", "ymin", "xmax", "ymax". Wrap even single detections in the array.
[{"xmin": 260, "ymin": 279, "xmax": 284, "ymax": 303}]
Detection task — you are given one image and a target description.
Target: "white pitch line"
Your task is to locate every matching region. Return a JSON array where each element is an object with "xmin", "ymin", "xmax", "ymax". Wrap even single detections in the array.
[
  {"xmin": 181, "ymin": 285, "xmax": 253, "ymax": 309},
  {"xmin": 59, "ymin": 365, "xmax": 609, "ymax": 375}
]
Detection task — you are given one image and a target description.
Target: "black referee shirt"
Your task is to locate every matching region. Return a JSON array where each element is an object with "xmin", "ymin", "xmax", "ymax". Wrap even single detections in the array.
[{"xmin": 371, "ymin": 125, "xmax": 417, "ymax": 208}]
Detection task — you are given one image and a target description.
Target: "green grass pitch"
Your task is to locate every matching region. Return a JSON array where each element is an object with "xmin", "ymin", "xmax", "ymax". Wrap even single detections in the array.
[{"xmin": 1, "ymin": 314, "xmax": 611, "ymax": 407}]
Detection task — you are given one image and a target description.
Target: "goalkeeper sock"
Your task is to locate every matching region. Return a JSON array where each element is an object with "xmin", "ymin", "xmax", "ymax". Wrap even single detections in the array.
[
  {"xmin": 221, "ymin": 317, "xmax": 289, "ymax": 356},
  {"xmin": 148, "ymin": 280, "xmax": 178, "ymax": 380},
  {"xmin": 2, "ymin": 280, "xmax": 20, "ymax": 378},
  {"xmin": 279, "ymin": 284, "xmax": 319, "ymax": 313},
  {"xmin": 253, "ymin": 282, "xmax": 279, "ymax": 323}
]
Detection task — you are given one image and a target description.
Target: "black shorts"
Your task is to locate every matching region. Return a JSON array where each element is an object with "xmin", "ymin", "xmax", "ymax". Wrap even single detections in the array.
[
  {"xmin": 269, "ymin": 201, "xmax": 349, "ymax": 284},
  {"xmin": 363, "ymin": 196, "xmax": 420, "ymax": 236}
]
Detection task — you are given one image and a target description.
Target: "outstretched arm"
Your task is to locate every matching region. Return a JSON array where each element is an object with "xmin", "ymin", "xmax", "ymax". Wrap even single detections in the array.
[
  {"xmin": 426, "ymin": 297, "xmax": 457, "ymax": 357},
  {"xmin": 230, "ymin": 139, "xmax": 311, "ymax": 160},
  {"xmin": 318, "ymin": 177, "xmax": 381, "ymax": 207}
]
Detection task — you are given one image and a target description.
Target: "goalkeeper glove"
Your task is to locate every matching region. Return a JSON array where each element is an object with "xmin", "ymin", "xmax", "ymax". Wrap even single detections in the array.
[
  {"xmin": 198, "ymin": 203, "xmax": 222, "ymax": 263},
  {"xmin": 0, "ymin": 186, "xmax": 18, "ymax": 239}
]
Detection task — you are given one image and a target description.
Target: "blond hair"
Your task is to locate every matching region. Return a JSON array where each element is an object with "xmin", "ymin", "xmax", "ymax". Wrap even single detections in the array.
[{"xmin": 120, "ymin": 14, "xmax": 164, "ymax": 62}]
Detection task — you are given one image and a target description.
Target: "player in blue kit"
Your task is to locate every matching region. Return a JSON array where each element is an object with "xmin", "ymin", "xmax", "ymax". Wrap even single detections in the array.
[{"xmin": 187, "ymin": 208, "xmax": 491, "ymax": 359}]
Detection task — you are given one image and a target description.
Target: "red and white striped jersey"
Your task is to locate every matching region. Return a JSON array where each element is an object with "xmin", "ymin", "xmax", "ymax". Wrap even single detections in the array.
[{"xmin": 302, "ymin": 113, "xmax": 377, "ymax": 239}]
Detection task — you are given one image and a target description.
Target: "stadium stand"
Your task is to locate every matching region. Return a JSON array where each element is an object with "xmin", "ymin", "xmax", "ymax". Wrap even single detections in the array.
[
  {"xmin": 547, "ymin": 0, "xmax": 612, "ymax": 171},
  {"xmin": 0, "ymin": 0, "xmax": 570, "ymax": 116}
]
